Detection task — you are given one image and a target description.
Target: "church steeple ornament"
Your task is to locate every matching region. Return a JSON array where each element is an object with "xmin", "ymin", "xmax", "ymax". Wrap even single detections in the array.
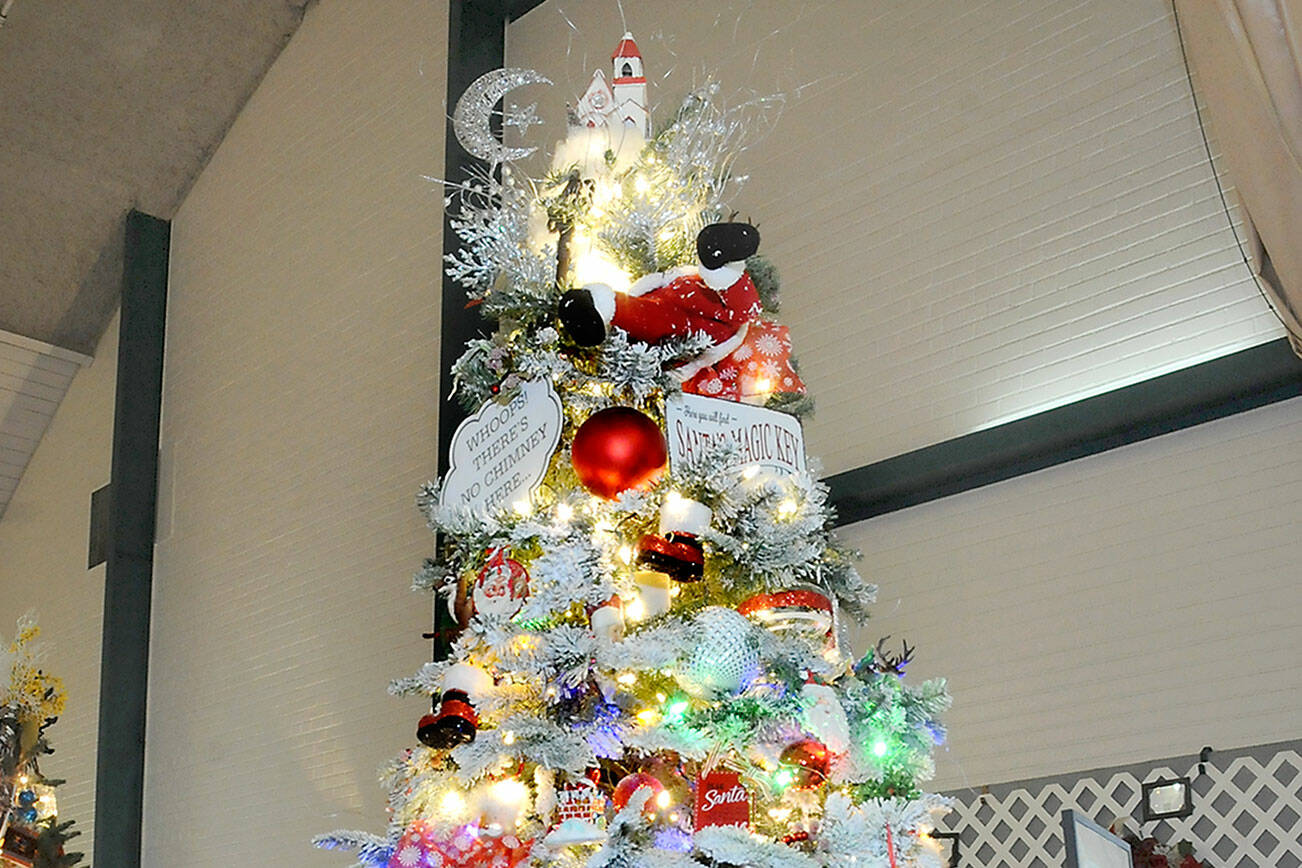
[{"xmin": 571, "ymin": 31, "xmax": 649, "ymax": 137}]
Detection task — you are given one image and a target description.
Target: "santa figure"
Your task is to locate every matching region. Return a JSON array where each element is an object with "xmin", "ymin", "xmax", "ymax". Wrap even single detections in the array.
[{"xmin": 558, "ymin": 222, "xmax": 805, "ymax": 403}]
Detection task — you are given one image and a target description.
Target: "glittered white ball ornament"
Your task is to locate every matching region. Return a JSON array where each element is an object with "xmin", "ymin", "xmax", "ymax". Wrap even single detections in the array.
[{"xmin": 676, "ymin": 607, "xmax": 762, "ymax": 699}]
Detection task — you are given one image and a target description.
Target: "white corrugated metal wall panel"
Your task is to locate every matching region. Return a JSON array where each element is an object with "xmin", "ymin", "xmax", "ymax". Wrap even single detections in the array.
[
  {"xmin": 843, "ymin": 396, "xmax": 1302, "ymax": 791},
  {"xmin": 152, "ymin": 2, "xmax": 448, "ymax": 864},
  {"xmin": 0, "ymin": 333, "xmax": 86, "ymax": 518}
]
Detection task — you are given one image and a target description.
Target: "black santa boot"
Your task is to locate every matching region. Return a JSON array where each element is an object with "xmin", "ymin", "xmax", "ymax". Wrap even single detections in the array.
[
  {"xmin": 558, "ymin": 287, "xmax": 612, "ymax": 346},
  {"xmin": 696, "ymin": 222, "xmax": 760, "ymax": 290}
]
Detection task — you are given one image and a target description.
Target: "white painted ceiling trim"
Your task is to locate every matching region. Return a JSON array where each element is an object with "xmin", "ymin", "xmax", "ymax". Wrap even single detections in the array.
[
  {"xmin": 0, "ymin": 328, "xmax": 94, "ymax": 519},
  {"xmin": 0, "ymin": 328, "xmax": 94, "ymax": 368}
]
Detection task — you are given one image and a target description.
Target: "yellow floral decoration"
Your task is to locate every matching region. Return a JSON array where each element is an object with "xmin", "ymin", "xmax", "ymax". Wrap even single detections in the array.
[{"xmin": 3, "ymin": 616, "xmax": 68, "ymax": 724}]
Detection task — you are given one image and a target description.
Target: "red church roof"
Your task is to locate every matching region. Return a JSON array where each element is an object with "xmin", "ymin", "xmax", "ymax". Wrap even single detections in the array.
[{"xmin": 612, "ymin": 32, "xmax": 641, "ymax": 60}]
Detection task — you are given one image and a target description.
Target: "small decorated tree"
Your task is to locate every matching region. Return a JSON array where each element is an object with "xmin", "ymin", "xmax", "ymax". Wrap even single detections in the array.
[
  {"xmin": 1, "ymin": 616, "xmax": 84, "ymax": 868},
  {"xmin": 317, "ymin": 34, "xmax": 952, "ymax": 868}
]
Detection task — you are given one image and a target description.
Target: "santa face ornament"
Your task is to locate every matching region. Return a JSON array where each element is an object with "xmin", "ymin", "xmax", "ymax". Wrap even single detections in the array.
[{"xmin": 473, "ymin": 547, "xmax": 529, "ymax": 618}]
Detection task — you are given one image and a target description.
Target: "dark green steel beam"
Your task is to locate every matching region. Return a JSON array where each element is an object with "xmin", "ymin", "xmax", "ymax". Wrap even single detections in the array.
[
  {"xmin": 827, "ymin": 337, "xmax": 1302, "ymax": 525},
  {"xmin": 438, "ymin": 0, "xmax": 546, "ymax": 475},
  {"xmin": 93, "ymin": 210, "xmax": 169, "ymax": 867}
]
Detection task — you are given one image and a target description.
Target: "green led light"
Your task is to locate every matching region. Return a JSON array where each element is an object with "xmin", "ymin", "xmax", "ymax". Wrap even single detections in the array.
[
  {"xmin": 665, "ymin": 698, "xmax": 690, "ymax": 722},
  {"xmin": 774, "ymin": 769, "xmax": 795, "ymax": 788},
  {"xmin": 872, "ymin": 740, "xmax": 889, "ymax": 757}
]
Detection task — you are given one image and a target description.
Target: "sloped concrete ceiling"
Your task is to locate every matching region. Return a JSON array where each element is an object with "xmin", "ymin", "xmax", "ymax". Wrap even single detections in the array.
[
  {"xmin": 0, "ymin": 0, "xmax": 311, "ymax": 519},
  {"xmin": 0, "ymin": 0, "xmax": 310, "ymax": 355}
]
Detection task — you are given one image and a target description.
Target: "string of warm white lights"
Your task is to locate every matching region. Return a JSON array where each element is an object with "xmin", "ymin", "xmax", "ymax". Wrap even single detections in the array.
[{"xmin": 317, "ymin": 32, "xmax": 951, "ymax": 868}]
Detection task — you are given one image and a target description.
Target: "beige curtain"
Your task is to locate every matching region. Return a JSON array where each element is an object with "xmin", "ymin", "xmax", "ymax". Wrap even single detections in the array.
[{"xmin": 1175, "ymin": 0, "xmax": 1302, "ymax": 356}]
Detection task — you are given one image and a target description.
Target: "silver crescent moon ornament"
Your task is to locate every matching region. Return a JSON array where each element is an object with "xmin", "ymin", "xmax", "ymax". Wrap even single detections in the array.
[{"xmin": 453, "ymin": 68, "xmax": 552, "ymax": 164}]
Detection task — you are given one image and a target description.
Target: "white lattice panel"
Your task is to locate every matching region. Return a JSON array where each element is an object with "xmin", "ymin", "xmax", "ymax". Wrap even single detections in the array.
[{"xmin": 940, "ymin": 747, "xmax": 1302, "ymax": 867}]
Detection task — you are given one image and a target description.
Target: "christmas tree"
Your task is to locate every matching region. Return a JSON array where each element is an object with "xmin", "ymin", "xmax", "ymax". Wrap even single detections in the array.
[
  {"xmin": 1, "ymin": 616, "xmax": 84, "ymax": 868},
  {"xmin": 317, "ymin": 34, "xmax": 951, "ymax": 868}
]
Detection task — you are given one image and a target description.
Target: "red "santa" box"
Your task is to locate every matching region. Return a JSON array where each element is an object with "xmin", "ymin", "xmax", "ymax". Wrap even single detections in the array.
[{"xmin": 694, "ymin": 772, "xmax": 749, "ymax": 831}]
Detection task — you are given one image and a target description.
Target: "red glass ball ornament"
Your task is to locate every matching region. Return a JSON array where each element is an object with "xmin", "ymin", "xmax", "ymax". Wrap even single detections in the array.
[
  {"xmin": 779, "ymin": 739, "xmax": 830, "ymax": 789},
  {"xmin": 611, "ymin": 771, "xmax": 666, "ymax": 815},
  {"xmin": 571, "ymin": 407, "xmax": 667, "ymax": 500}
]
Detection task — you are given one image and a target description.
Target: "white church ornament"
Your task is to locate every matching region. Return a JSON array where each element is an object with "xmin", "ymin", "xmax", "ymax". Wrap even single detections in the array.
[{"xmin": 571, "ymin": 32, "xmax": 649, "ymax": 137}]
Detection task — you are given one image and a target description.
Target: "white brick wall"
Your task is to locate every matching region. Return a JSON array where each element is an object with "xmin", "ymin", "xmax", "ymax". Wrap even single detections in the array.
[
  {"xmin": 0, "ymin": 313, "xmax": 117, "ymax": 860},
  {"xmin": 153, "ymin": 2, "xmax": 447, "ymax": 864},
  {"xmin": 508, "ymin": 0, "xmax": 1284, "ymax": 473},
  {"xmin": 842, "ymin": 395, "xmax": 1302, "ymax": 791}
]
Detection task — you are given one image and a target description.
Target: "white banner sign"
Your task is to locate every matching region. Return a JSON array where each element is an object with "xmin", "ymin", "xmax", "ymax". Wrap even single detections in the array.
[
  {"xmin": 441, "ymin": 378, "xmax": 563, "ymax": 517},
  {"xmin": 665, "ymin": 393, "xmax": 806, "ymax": 477}
]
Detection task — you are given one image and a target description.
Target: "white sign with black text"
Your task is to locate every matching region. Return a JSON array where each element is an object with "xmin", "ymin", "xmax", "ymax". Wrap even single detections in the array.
[
  {"xmin": 440, "ymin": 378, "xmax": 563, "ymax": 517},
  {"xmin": 665, "ymin": 393, "xmax": 805, "ymax": 477}
]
